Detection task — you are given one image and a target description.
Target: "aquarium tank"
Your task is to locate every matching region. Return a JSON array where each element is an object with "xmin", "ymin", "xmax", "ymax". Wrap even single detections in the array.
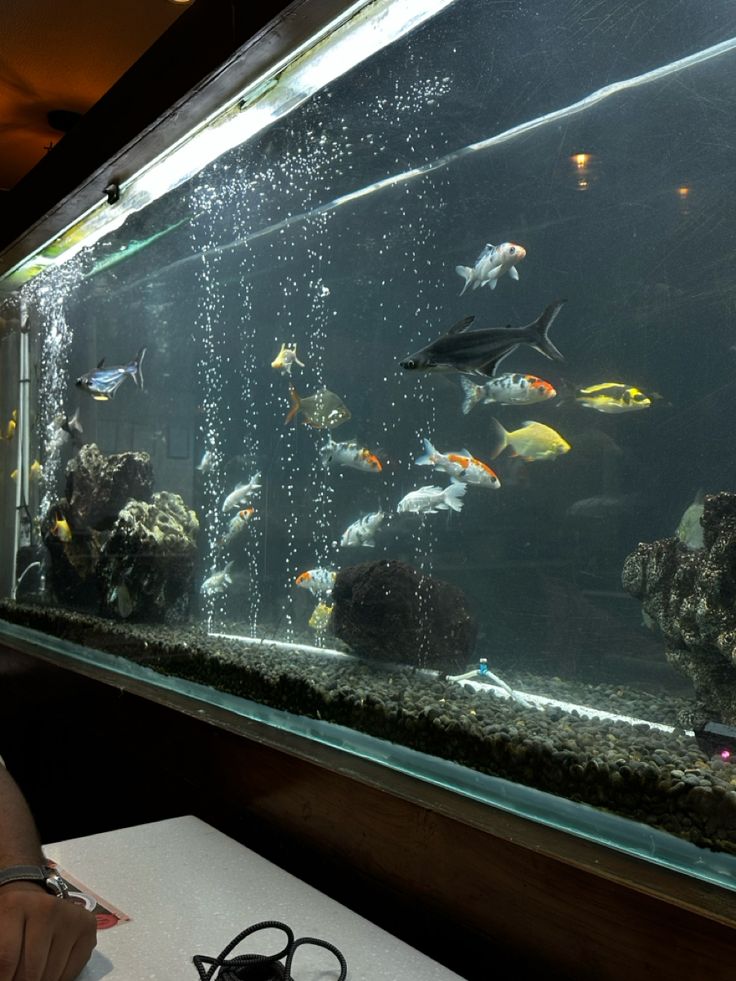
[{"xmin": 3, "ymin": 0, "xmax": 736, "ymax": 888}]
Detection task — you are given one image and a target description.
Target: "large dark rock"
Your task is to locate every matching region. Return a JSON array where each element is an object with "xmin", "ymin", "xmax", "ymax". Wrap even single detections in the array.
[
  {"xmin": 331, "ymin": 559, "xmax": 477, "ymax": 672},
  {"xmin": 66, "ymin": 442, "xmax": 153, "ymax": 530},
  {"xmin": 622, "ymin": 491, "xmax": 736, "ymax": 726}
]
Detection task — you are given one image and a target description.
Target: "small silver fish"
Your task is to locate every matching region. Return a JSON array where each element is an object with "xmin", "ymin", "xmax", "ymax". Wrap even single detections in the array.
[
  {"xmin": 396, "ymin": 481, "xmax": 467, "ymax": 515},
  {"xmin": 197, "ymin": 449, "xmax": 214, "ymax": 473},
  {"xmin": 285, "ymin": 386, "xmax": 351, "ymax": 429},
  {"xmin": 201, "ymin": 561, "xmax": 234, "ymax": 597},
  {"xmin": 676, "ymin": 491, "xmax": 705, "ymax": 550},
  {"xmin": 222, "ymin": 472, "xmax": 261, "ymax": 512}
]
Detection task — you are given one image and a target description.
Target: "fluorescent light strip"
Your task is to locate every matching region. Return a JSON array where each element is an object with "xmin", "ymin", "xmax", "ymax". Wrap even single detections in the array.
[{"xmin": 1, "ymin": 0, "xmax": 455, "ymax": 290}]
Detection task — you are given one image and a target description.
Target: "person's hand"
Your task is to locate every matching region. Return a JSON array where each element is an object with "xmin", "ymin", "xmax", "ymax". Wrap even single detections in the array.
[{"xmin": 0, "ymin": 881, "xmax": 96, "ymax": 981}]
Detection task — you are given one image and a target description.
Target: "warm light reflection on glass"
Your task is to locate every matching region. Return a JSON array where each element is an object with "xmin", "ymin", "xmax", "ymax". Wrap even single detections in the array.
[{"xmin": 570, "ymin": 152, "xmax": 595, "ymax": 191}]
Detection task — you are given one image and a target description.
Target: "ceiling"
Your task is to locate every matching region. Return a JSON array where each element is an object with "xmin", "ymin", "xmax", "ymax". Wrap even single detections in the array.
[{"xmin": 0, "ymin": 0, "xmax": 193, "ymax": 191}]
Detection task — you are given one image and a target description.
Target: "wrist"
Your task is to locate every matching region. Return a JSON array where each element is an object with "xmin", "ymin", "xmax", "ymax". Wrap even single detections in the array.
[{"xmin": 0, "ymin": 864, "xmax": 70, "ymax": 899}]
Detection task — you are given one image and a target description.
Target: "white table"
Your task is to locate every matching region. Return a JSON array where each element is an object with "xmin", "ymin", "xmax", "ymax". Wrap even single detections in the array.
[{"xmin": 47, "ymin": 815, "xmax": 465, "ymax": 980}]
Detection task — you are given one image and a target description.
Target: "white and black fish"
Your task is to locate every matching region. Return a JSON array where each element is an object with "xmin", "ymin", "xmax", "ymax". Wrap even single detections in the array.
[
  {"xmin": 339, "ymin": 511, "xmax": 385, "ymax": 547},
  {"xmin": 460, "ymin": 373, "xmax": 556, "ymax": 413},
  {"xmin": 400, "ymin": 301, "xmax": 566, "ymax": 378},
  {"xmin": 455, "ymin": 241, "xmax": 526, "ymax": 294}
]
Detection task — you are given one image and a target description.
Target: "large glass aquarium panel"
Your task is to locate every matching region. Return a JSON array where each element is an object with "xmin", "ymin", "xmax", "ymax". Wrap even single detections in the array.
[{"xmin": 3, "ymin": 0, "xmax": 736, "ymax": 882}]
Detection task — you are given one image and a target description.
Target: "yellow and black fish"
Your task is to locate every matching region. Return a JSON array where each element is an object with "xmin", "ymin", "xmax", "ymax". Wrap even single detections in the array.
[{"xmin": 574, "ymin": 383, "xmax": 652, "ymax": 414}]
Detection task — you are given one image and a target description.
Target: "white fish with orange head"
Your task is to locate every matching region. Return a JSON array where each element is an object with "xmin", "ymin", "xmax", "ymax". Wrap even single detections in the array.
[
  {"xmin": 461, "ymin": 373, "xmax": 556, "ymax": 413},
  {"xmin": 319, "ymin": 437, "xmax": 382, "ymax": 473},
  {"xmin": 456, "ymin": 241, "xmax": 526, "ymax": 294},
  {"xmin": 415, "ymin": 439, "xmax": 500, "ymax": 489},
  {"xmin": 295, "ymin": 567, "xmax": 337, "ymax": 598}
]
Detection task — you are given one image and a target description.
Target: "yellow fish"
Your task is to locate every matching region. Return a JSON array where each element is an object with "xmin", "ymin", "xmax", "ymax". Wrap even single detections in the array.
[
  {"xmin": 271, "ymin": 343, "xmax": 305, "ymax": 376},
  {"xmin": 308, "ymin": 601, "xmax": 333, "ymax": 633},
  {"xmin": 575, "ymin": 382, "xmax": 652, "ymax": 414},
  {"xmin": 10, "ymin": 459, "xmax": 43, "ymax": 482},
  {"xmin": 50, "ymin": 511, "xmax": 72, "ymax": 543},
  {"xmin": 1, "ymin": 409, "xmax": 17, "ymax": 441},
  {"xmin": 491, "ymin": 419, "xmax": 571, "ymax": 462}
]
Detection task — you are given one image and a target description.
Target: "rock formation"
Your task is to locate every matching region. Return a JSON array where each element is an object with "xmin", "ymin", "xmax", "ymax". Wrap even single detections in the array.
[
  {"xmin": 331, "ymin": 558, "xmax": 477, "ymax": 672},
  {"xmin": 622, "ymin": 492, "xmax": 736, "ymax": 726},
  {"xmin": 42, "ymin": 444, "xmax": 198, "ymax": 622}
]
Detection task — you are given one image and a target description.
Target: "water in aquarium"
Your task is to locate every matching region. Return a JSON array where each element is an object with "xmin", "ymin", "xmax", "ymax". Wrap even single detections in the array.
[{"xmin": 4, "ymin": 0, "xmax": 736, "ymax": 861}]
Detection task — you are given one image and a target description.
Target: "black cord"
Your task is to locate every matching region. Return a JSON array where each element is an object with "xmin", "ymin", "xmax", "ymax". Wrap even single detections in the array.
[
  {"xmin": 193, "ymin": 922, "xmax": 348, "ymax": 981},
  {"xmin": 284, "ymin": 936, "xmax": 348, "ymax": 981},
  {"xmin": 193, "ymin": 921, "xmax": 294, "ymax": 981}
]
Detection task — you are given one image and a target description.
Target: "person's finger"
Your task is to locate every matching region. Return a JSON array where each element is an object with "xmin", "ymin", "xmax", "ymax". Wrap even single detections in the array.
[
  {"xmin": 58, "ymin": 926, "xmax": 97, "ymax": 981},
  {"xmin": 0, "ymin": 913, "xmax": 22, "ymax": 981},
  {"xmin": 14, "ymin": 911, "xmax": 52, "ymax": 981}
]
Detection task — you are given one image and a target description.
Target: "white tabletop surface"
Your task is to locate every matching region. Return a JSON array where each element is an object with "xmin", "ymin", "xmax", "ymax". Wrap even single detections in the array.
[{"xmin": 47, "ymin": 815, "xmax": 465, "ymax": 980}]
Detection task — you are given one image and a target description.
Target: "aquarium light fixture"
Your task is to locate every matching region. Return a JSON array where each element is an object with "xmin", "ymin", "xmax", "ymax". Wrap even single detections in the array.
[
  {"xmin": 459, "ymin": 675, "xmax": 693, "ymax": 737},
  {"xmin": 0, "ymin": 0, "xmax": 455, "ymax": 293}
]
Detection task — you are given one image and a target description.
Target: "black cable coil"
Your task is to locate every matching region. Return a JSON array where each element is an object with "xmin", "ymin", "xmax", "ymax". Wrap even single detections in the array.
[{"xmin": 193, "ymin": 920, "xmax": 348, "ymax": 981}]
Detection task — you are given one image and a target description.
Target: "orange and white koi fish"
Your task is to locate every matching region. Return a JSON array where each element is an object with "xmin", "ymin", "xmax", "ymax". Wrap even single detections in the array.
[
  {"xmin": 461, "ymin": 373, "xmax": 556, "ymax": 413},
  {"xmin": 319, "ymin": 437, "xmax": 382, "ymax": 473},
  {"xmin": 295, "ymin": 568, "xmax": 337, "ymax": 598},
  {"xmin": 415, "ymin": 438, "xmax": 500, "ymax": 489},
  {"xmin": 223, "ymin": 507, "xmax": 255, "ymax": 547}
]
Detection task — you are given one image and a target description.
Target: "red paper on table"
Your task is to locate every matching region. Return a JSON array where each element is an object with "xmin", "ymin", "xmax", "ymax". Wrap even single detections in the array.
[{"xmin": 48, "ymin": 861, "xmax": 131, "ymax": 930}]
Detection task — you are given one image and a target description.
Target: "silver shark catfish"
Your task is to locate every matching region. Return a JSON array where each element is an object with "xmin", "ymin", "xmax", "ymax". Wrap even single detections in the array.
[
  {"xmin": 76, "ymin": 347, "xmax": 146, "ymax": 400},
  {"xmin": 399, "ymin": 300, "xmax": 566, "ymax": 378}
]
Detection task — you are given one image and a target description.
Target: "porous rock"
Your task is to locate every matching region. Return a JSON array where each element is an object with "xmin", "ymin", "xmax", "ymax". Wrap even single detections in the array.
[
  {"xmin": 65, "ymin": 442, "xmax": 153, "ymax": 529},
  {"xmin": 331, "ymin": 558, "xmax": 477, "ymax": 672},
  {"xmin": 622, "ymin": 492, "xmax": 736, "ymax": 725},
  {"xmin": 98, "ymin": 492, "xmax": 199, "ymax": 623}
]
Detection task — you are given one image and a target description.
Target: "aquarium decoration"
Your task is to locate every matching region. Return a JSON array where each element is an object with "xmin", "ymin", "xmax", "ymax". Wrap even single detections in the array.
[{"xmin": 624, "ymin": 492, "xmax": 736, "ymax": 729}]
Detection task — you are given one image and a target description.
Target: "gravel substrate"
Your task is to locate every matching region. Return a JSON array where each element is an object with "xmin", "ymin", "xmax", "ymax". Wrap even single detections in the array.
[{"xmin": 3, "ymin": 599, "xmax": 736, "ymax": 856}]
